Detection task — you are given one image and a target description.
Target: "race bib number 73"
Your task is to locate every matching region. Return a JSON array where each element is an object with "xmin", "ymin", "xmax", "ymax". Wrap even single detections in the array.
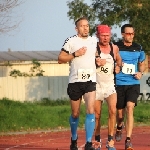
[
  {"xmin": 78, "ymin": 69, "xmax": 93, "ymax": 81},
  {"xmin": 122, "ymin": 63, "xmax": 135, "ymax": 74}
]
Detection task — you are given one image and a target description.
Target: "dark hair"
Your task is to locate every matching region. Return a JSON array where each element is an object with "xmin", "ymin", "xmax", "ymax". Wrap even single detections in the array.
[
  {"xmin": 121, "ymin": 24, "xmax": 134, "ymax": 33},
  {"xmin": 75, "ymin": 16, "xmax": 88, "ymax": 26}
]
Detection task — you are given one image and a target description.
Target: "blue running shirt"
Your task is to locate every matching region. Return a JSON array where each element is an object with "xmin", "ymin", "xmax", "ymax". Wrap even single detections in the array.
[{"xmin": 114, "ymin": 41, "xmax": 145, "ymax": 85}]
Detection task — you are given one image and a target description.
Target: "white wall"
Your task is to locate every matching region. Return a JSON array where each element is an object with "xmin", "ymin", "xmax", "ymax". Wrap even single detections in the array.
[
  {"xmin": 0, "ymin": 73, "xmax": 149, "ymax": 102},
  {"xmin": 0, "ymin": 76, "xmax": 69, "ymax": 101}
]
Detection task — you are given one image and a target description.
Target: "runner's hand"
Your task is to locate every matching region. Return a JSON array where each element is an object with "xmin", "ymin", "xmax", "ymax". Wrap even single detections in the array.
[
  {"xmin": 96, "ymin": 57, "xmax": 106, "ymax": 66},
  {"xmin": 75, "ymin": 47, "xmax": 87, "ymax": 57},
  {"xmin": 134, "ymin": 72, "xmax": 143, "ymax": 80},
  {"xmin": 115, "ymin": 65, "xmax": 121, "ymax": 74}
]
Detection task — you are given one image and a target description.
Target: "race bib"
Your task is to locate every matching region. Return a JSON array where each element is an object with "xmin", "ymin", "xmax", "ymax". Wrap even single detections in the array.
[
  {"xmin": 122, "ymin": 63, "xmax": 135, "ymax": 74},
  {"xmin": 78, "ymin": 69, "xmax": 93, "ymax": 81},
  {"xmin": 97, "ymin": 63, "xmax": 112, "ymax": 74}
]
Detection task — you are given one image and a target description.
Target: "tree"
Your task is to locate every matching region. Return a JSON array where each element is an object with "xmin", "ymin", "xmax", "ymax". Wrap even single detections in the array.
[
  {"xmin": 10, "ymin": 60, "xmax": 45, "ymax": 77},
  {"xmin": 0, "ymin": 0, "xmax": 23, "ymax": 34},
  {"xmin": 67, "ymin": 0, "xmax": 150, "ymax": 53}
]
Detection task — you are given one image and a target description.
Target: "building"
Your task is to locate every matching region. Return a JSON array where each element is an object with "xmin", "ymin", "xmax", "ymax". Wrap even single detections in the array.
[
  {"xmin": 0, "ymin": 51, "xmax": 69, "ymax": 101},
  {"xmin": 0, "ymin": 51, "xmax": 69, "ymax": 77}
]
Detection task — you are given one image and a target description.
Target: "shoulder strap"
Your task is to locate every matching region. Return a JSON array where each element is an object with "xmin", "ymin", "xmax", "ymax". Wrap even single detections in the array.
[
  {"xmin": 109, "ymin": 42, "xmax": 115, "ymax": 61},
  {"xmin": 97, "ymin": 42, "xmax": 115, "ymax": 61},
  {"xmin": 97, "ymin": 42, "xmax": 101, "ymax": 56}
]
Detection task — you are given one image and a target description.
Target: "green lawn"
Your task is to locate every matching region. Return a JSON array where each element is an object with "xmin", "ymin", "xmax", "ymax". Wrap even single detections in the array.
[{"xmin": 0, "ymin": 98, "xmax": 150, "ymax": 133}]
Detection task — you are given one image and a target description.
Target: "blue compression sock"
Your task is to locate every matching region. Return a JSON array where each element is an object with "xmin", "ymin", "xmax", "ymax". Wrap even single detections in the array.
[
  {"xmin": 85, "ymin": 114, "xmax": 95, "ymax": 142},
  {"xmin": 69, "ymin": 115, "xmax": 79, "ymax": 140}
]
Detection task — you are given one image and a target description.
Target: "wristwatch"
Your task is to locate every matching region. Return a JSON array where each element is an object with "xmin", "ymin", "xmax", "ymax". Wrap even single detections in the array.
[{"xmin": 72, "ymin": 52, "xmax": 76, "ymax": 58}]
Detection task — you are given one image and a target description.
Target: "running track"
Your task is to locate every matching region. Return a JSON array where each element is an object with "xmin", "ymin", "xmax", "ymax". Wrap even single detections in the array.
[{"xmin": 0, "ymin": 126, "xmax": 150, "ymax": 150}]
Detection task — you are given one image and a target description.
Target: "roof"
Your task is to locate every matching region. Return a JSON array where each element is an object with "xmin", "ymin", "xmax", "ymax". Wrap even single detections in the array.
[{"xmin": 0, "ymin": 51, "xmax": 60, "ymax": 61}]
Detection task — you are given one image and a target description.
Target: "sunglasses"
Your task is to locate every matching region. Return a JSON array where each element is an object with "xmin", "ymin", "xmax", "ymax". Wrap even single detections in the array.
[{"xmin": 124, "ymin": 32, "xmax": 135, "ymax": 36}]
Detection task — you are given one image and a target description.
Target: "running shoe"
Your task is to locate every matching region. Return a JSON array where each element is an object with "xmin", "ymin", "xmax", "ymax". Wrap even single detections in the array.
[
  {"xmin": 115, "ymin": 129, "xmax": 122, "ymax": 142},
  {"xmin": 84, "ymin": 141, "xmax": 95, "ymax": 150},
  {"xmin": 70, "ymin": 137, "xmax": 78, "ymax": 150},
  {"xmin": 125, "ymin": 140, "xmax": 133, "ymax": 150},
  {"xmin": 95, "ymin": 135, "xmax": 102, "ymax": 149},
  {"xmin": 93, "ymin": 140, "xmax": 101, "ymax": 150},
  {"xmin": 106, "ymin": 140, "xmax": 116, "ymax": 150}
]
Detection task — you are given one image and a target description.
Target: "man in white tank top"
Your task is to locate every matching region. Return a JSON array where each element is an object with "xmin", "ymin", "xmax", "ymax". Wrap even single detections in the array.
[
  {"xmin": 94, "ymin": 25, "xmax": 122, "ymax": 150},
  {"xmin": 58, "ymin": 17, "xmax": 97, "ymax": 150}
]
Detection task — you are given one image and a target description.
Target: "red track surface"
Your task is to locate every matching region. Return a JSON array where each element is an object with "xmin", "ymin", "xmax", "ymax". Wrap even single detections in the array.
[{"xmin": 0, "ymin": 126, "xmax": 150, "ymax": 150}]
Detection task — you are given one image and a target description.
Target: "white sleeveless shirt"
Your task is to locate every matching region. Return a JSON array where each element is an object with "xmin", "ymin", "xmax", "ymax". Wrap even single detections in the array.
[{"xmin": 96, "ymin": 44, "xmax": 115, "ymax": 85}]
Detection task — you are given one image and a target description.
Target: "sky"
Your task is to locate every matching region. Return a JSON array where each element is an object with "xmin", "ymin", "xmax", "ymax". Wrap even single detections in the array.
[{"xmin": 0, "ymin": 0, "xmax": 121, "ymax": 52}]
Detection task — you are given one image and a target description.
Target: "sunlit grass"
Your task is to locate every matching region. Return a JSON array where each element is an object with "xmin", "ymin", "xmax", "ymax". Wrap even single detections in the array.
[{"xmin": 0, "ymin": 98, "xmax": 149, "ymax": 133}]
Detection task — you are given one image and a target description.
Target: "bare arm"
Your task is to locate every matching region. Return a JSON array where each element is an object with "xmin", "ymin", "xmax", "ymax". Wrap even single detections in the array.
[
  {"xmin": 114, "ymin": 46, "xmax": 122, "ymax": 73},
  {"xmin": 134, "ymin": 61, "xmax": 146, "ymax": 80},
  {"xmin": 58, "ymin": 50, "xmax": 74, "ymax": 64},
  {"xmin": 58, "ymin": 47, "xmax": 87, "ymax": 64},
  {"xmin": 115, "ymin": 47, "xmax": 122, "ymax": 67},
  {"xmin": 138, "ymin": 61, "xmax": 146, "ymax": 73}
]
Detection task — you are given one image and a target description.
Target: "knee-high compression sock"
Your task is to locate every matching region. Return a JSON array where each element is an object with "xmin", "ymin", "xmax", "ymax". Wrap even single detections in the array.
[
  {"xmin": 85, "ymin": 114, "xmax": 95, "ymax": 142},
  {"xmin": 69, "ymin": 115, "xmax": 79, "ymax": 140}
]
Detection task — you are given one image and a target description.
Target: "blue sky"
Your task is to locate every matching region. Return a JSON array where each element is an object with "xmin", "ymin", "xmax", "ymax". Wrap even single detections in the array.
[{"xmin": 0, "ymin": 0, "xmax": 121, "ymax": 51}]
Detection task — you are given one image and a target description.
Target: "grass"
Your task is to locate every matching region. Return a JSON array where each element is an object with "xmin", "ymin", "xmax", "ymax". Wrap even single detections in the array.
[
  {"xmin": 0, "ymin": 98, "xmax": 150, "ymax": 133},
  {"xmin": 134, "ymin": 102, "xmax": 150, "ymax": 124}
]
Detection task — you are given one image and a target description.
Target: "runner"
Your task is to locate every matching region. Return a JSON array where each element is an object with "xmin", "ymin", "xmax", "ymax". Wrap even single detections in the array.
[
  {"xmin": 95, "ymin": 25, "xmax": 122, "ymax": 150},
  {"xmin": 58, "ymin": 16, "xmax": 97, "ymax": 150},
  {"xmin": 114, "ymin": 24, "xmax": 146, "ymax": 150}
]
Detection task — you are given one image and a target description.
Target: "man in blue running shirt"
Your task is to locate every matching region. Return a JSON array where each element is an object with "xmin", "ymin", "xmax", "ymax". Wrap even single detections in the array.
[{"xmin": 114, "ymin": 24, "xmax": 146, "ymax": 150}]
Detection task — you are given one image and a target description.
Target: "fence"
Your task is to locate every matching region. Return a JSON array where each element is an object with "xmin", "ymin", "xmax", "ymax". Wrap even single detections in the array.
[
  {"xmin": 0, "ymin": 76, "xmax": 69, "ymax": 101},
  {"xmin": 0, "ymin": 73, "xmax": 149, "ymax": 102}
]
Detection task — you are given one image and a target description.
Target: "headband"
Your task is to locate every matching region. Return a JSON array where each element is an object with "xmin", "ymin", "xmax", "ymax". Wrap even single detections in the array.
[{"xmin": 96, "ymin": 25, "xmax": 111, "ymax": 34}]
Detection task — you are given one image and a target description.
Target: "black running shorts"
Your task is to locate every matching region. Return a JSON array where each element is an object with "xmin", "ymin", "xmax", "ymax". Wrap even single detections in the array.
[
  {"xmin": 116, "ymin": 84, "xmax": 140, "ymax": 109},
  {"xmin": 67, "ymin": 81, "xmax": 96, "ymax": 101}
]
